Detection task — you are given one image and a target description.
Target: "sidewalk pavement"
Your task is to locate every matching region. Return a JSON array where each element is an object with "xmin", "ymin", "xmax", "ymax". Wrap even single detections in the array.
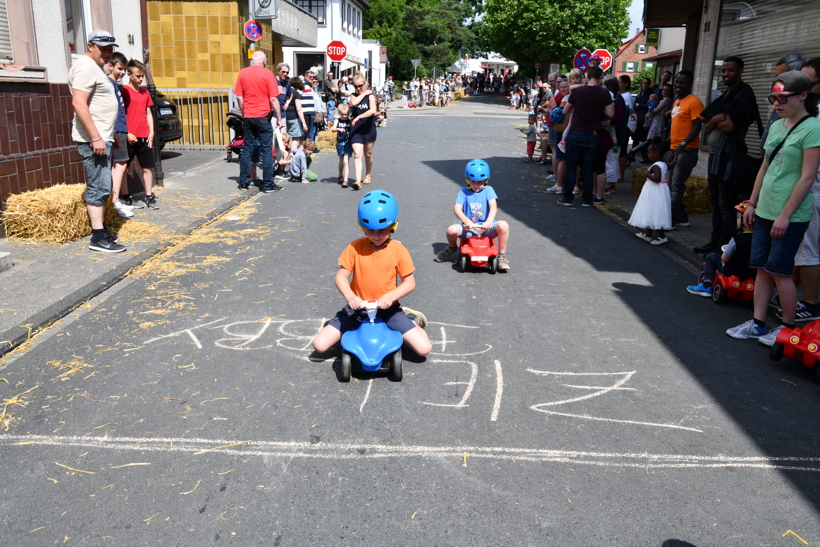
[{"xmin": 0, "ymin": 151, "xmax": 252, "ymax": 358}]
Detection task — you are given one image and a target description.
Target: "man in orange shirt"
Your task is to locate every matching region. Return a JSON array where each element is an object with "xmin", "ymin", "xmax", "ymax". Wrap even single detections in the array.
[
  {"xmin": 235, "ymin": 51, "xmax": 282, "ymax": 192},
  {"xmin": 668, "ymin": 70, "xmax": 704, "ymax": 227}
]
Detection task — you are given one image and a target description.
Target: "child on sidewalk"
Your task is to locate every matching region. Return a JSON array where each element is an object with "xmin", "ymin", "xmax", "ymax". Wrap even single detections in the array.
[
  {"xmin": 687, "ymin": 202, "xmax": 755, "ymax": 297},
  {"xmin": 628, "ymin": 139, "xmax": 674, "ymax": 245},
  {"xmin": 332, "ymin": 104, "xmax": 353, "ymax": 187},
  {"xmin": 519, "ymin": 114, "xmax": 537, "ymax": 163},
  {"xmin": 312, "ymin": 190, "xmax": 432, "ymax": 357},
  {"xmin": 106, "ymin": 52, "xmax": 133, "ymax": 218},
  {"xmin": 288, "ymin": 139, "xmax": 315, "ymax": 184},
  {"xmin": 120, "ymin": 59, "xmax": 157, "ymax": 209},
  {"xmin": 434, "ymin": 159, "xmax": 511, "ymax": 271}
]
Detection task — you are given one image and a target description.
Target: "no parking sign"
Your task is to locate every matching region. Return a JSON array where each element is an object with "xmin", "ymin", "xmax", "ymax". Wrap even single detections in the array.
[
  {"xmin": 573, "ymin": 48, "xmax": 592, "ymax": 73},
  {"xmin": 244, "ymin": 20, "xmax": 262, "ymax": 42}
]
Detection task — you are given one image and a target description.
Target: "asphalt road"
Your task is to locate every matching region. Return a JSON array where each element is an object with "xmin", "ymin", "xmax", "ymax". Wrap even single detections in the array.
[{"xmin": 1, "ymin": 97, "xmax": 819, "ymax": 546}]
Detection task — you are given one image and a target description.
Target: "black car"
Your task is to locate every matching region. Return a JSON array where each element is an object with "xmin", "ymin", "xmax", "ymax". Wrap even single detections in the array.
[{"xmin": 154, "ymin": 91, "xmax": 183, "ymax": 149}]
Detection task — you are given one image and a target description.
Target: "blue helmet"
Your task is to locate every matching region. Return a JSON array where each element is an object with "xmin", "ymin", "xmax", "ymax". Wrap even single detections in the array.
[
  {"xmin": 358, "ymin": 190, "xmax": 399, "ymax": 233},
  {"xmin": 465, "ymin": 159, "xmax": 490, "ymax": 183},
  {"xmin": 549, "ymin": 107, "xmax": 565, "ymax": 125}
]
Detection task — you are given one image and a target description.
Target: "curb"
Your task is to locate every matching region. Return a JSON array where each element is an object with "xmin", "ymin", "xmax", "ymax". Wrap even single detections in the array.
[{"xmin": 0, "ymin": 190, "xmax": 258, "ymax": 359}]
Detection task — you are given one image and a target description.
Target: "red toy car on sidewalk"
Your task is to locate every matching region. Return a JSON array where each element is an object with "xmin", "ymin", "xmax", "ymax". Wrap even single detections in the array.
[
  {"xmin": 698, "ymin": 271, "xmax": 755, "ymax": 304},
  {"xmin": 769, "ymin": 320, "xmax": 820, "ymax": 383}
]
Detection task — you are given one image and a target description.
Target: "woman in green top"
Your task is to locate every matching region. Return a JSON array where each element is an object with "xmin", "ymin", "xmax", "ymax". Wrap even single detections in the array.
[{"xmin": 728, "ymin": 71, "xmax": 820, "ymax": 341}]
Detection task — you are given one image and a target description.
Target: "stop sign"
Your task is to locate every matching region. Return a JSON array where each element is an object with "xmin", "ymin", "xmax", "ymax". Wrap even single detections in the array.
[
  {"xmin": 326, "ymin": 41, "xmax": 347, "ymax": 62},
  {"xmin": 592, "ymin": 49, "xmax": 613, "ymax": 72}
]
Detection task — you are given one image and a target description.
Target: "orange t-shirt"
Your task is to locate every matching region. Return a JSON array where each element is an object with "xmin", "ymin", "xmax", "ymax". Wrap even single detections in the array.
[
  {"xmin": 669, "ymin": 93, "xmax": 704, "ymax": 149},
  {"xmin": 338, "ymin": 238, "xmax": 415, "ymax": 303}
]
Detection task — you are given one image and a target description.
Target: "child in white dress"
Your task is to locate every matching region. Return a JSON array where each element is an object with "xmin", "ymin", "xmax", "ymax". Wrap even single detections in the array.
[{"xmin": 629, "ymin": 139, "xmax": 674, "ymax": 245}]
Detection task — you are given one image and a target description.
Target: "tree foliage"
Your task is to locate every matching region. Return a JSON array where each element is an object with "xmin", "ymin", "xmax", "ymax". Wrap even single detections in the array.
[
  {"xmin": 364, "ymin": 0, "xmax": 481, "ymax": 80},
  {"xmin": 482, "ymin": 0, "xmax": 631, "ymax": 77}
]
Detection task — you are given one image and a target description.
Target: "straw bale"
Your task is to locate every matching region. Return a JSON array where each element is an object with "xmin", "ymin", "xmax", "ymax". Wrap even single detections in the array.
[
  {"xmin": 453, "ymin": 89, "xmax": 466, "ymax": 101},
  {"xmin": 2, "ymin": 184, "xmax": 118, "ymax": 243},
  {"xmin": 631, "ymin": 168, "xmax": 711, "ymax": 215},
  {"xmin": 316, "ymin": 130, "xmax": 337, "ymax": 151}
]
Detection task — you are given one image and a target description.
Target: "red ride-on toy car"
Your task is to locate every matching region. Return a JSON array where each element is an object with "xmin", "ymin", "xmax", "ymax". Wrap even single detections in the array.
[
  {"xmin": 698, "ymin": 270, "xmax": 755, "ymax": 304},
  {"xmin": 459, "ymin": 230, "xmax": 499, "ymax": 273},
  {"xmin": 769, "ymin": 320, "xmax": 820, "ymax": 383}
]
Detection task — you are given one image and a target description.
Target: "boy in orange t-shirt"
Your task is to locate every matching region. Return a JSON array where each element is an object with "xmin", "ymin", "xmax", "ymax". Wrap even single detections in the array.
[{"xmin": 312, "ymin": 191, "xmax": 432, "ymax": 356}]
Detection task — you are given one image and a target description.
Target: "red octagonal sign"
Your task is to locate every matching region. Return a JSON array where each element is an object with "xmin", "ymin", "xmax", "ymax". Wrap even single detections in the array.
[{"xmin": 326, "ymin": 41, "xmax": 347, "ymax": 62}]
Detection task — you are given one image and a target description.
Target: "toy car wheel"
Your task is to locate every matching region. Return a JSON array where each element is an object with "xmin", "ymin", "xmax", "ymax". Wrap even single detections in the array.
[
  {"xmin": 769, "ymin": 342, "xmax": 784, "ymax": 362},
  {"xmin": 488, "ymin": 256, "xmax": 498, "ymax": 274},
  {"xmin": 389, "ymin": 348, "xmax": 403, "ymax": 381},
  {"xmin": 340, "ymin": 351, "xmax": 352, "ymax": 382},
  {"xmin": 698, "ymin": 271, "xmax": 706, "ymax": 284},
  {"xmin": 459, "ymin": 254, "xmax": 469, "ymax": 273},
  {"xmin": 712, "ymin": 283, "xmax": 727, "ymax": 304}
]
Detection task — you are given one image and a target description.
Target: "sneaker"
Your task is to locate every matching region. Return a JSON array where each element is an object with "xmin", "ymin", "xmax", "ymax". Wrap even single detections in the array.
[
  {"xmin": 557, "ymin": 199, "xmax": 573, "ymax": 207},
  {"xmin": 758, "ymin": 325, "xmax": 785, "ymax": 347},
  {"xmin": 726, "ymin": 319, "xmax": 769, "ymax": 340},
  {"xmin": 546, "ymin": 175, "xmax": 558, "ymax": 182},
  {"xmin": 402, "ymin": 307, "xmax": 427, "ymax": 329},
  {"xmin": 259, "ymin": 184, "xmax": 284, "ymax": 193},
  {"xmin": 651, "ymin": 236, "xmax": 668, "ymax": 245},
  {"xmin": 572, "ymin": 187, "xmax": 580, "ymax": 195},
  {"xmin": 635, "ymin": 233, "xmax": 653, "ymax": 242},
  {"xmin": 769, "ymin": 294, "xmax": 782, "ymax": 313},
  {"xmin": 676, "ymin": 221, "xmax": 691, "ymax": 227},
  {"xmin": 145, "ymin": 195, "xmax": 159, "ymax": 209},
  {"xmin": 592, "ymin": 196, "xmax": 605, "ymax": 204},
  {"xmin": 435, "ymin": 246, "xmax": 457, "ymax": 262},
  {"xmin": 581, "ymin": 201, "xmax": 593, "ymax": 208},
  {"xmin": 116, "ymin": 200, "xmax": 134, "ymax": 211},
  {"xmin": 686, "ymin": 283, "xmax": 713, "ymax": 297},
  {"xmin": 120, "ymin": 196, "xmax": 144, "ymax": 209},
  {"xmin": 604, "ymin": 186, "xmax": 616, "ymax": 195},
  {"xmin": 558, "ymin": 141, "xmax": 566, "ymax": 153},
  {"xmin": 89, "ymin": 235, "xmax": 126, "ymax": 253},
  {"xmin": 114, "ymin": 201, "xmax": 134, "ymax": 218},
  {"xmin": 546, "ymin": 185, "xmax": 564, "ymax": 194},
  {"xmin": 238, "ymin": 183, "xmax": 250, "ymax": 190},
  {"xmin": 776, "ymin": 300, "xmax": 820, "ymax": 322},
  {"xmin": 497, "ymin": 256, "xmax": 510, "ymax": 271}
]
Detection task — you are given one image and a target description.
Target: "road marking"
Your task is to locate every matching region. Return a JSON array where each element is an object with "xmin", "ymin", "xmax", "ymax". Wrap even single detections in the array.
[
  {"xmin": 420, "ymin": 359, "xmax": 477, "ymax": 409},
  {"xmin": 491, "ymin": 360, "xmax": 503, "ymax": 422},
  {"xmin": 359, "ymin": 379, "xmax": 373, "ymax": 413},
  {"xmin": 535, "ymin": 410, "xmax": 703, "ymax": 433},
  {"xmin": 4, "ymin": 434, "xmax": 819, "ymax": 471}
]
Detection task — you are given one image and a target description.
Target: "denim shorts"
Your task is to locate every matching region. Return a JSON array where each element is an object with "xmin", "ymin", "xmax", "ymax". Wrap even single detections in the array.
[
  {"xmin": 286, "ymin": 118, "xmax": 304, "ymax": 138},
  {"xmin": 328, "ymin": 303, "xmax": 415, "ymax": 334},
  {"xmin": 77, "ymin": 142, "xmax": 112, "ymax": 207},
  {"xmin": 456, "ymin": 220, "xmax": 499, "ymax": 240},
  {"xmin": 336, "ymin": 141, "xmax": 353, "ymax": 157},
  {"xmin": 112, "ymin": 132, "xmax": 129, "ymax": 163},
  {"xmin": 749, "ymin": 215, "xmax": 811, "ymax": 276},
  {"xmin": 555, "ymin": 130, "xmax": 566, "ymax": 161}
]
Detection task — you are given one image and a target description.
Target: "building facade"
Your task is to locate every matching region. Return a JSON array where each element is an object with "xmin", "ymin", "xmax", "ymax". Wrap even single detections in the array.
[{"xmin": 613, "ymin": 28, "xmax": 658, "ymax": 81}]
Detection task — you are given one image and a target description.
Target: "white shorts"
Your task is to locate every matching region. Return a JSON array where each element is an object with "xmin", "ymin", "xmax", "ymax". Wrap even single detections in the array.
[{"xmin": 794, "ymin": 185, "xmax": 820, "ymax": 267}]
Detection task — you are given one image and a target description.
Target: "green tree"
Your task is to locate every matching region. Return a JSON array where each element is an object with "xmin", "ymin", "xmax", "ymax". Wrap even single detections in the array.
[
  {"xmin": 364, "ymin": 0, "xmax": 480, "ymax": 80},
  {"xmin": 482, "ymin": 0, "xmax": 631, "ymax": 77},
  {"xmin": 630, "ymin": 65, "xmax": 657, "ymax": 93}
]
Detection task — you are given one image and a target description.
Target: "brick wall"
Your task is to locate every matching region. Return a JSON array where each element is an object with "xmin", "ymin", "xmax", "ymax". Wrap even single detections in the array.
[
  {"xmin": 0, "ymin": 82, "xmax": 86, "ymax": 219},
  {"xmin": 613, "ymin": 41, "xmax": 658, "ymax": 81}
]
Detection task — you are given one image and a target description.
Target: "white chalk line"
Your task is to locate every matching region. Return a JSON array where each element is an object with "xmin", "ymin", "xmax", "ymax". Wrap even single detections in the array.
[
  {"xmin": 359, "ymin": 379, "xmax": 373, "ymax": 413},
  {"xmin": 533, "ymin": 410, "xmax": 704, "ymax": 433},
  {"xmin": 491, "ymin": 359, "xmax": 503, "ymax": 422},
  {"xmin": 3, "ymin": 434, "xmax": 819, "ymax": 471}
]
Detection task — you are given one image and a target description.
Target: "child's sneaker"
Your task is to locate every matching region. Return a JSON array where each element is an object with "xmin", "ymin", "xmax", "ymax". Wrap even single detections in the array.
[
  {"xmin": 758, "ymin": 325, "xmax": 785, "ymax": 347},
  {"xmin": 686, "ymin": 283, "xmax": 712, "ymax": 297},
  {"xmin": 546, "ymin": 184, "xmax": 563, "ymax": 194},
  {"xmin": 497, "ymin": 256, "xmax": 510, "ymax": 271},
  {"xmin": 776, "ymin": 300, "xmax": 820, "ymax": 322},
  {"xmin": 726, "ymin": 319, "xmax": 768, "ymax": 340},
  {"xmin": 435, "ymin": 246, "xmax": 457, "ymax": 262},
  {"xmin": 120, "ymin": 196, "xmax": 144, "ymax": 209},
  {"xmin": 558, "ymin": 141, "xmax": 566, "ymax": 153},
  {"xmin": 114, "ymin": 201, "xmax": 134, "ymax": 218},
  {"xmin": 546, "ymin": 175, "xmax": 558, "ymax": 182},
  {"xmin": 145, "ymin": 195, "xmax": 159, "ymax": 209},
  {"xmin": 402, "ymin": 307, "xmax": 427, "ymax": 329}
]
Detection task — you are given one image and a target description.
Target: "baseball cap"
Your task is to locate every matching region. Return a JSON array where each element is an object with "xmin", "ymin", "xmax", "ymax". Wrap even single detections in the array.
[
  {"xmin": 772, "ymin": 70, "xmax": 811, "ymax": 94},
  {"xmin": 88, "ymin": 29, "xmax": 118, "ymax": 47},
  {"xmin": 590, "ymin": 53, "xmax": 602, "ymax": 60}
]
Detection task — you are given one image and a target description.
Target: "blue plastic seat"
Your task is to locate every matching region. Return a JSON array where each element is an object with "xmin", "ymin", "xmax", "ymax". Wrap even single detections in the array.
[{"xmin": 341, "ymin": 318, "xmax": 403, "ymax": 371}]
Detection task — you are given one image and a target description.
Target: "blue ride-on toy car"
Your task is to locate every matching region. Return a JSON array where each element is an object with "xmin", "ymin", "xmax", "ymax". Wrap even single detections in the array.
[{"xmin": 340, "ymin": 301, "xmax": 403, "ymax": 382}]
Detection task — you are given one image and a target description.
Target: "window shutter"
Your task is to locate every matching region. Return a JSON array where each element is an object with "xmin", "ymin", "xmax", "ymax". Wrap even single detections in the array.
[
  {"xmin": 635, "ymin": 42, "xmax": 640, "ymax": 53},
  {"xmin": 641, "ymin": 61, "xmax": 646, "ymax": 71},
  {"xmin": 622, "ymin": 61, "xmax": 626, "ymax": 72},
  {"xmin": 0, "ymin": 0, "xmax": 12, "ymax": 62}
]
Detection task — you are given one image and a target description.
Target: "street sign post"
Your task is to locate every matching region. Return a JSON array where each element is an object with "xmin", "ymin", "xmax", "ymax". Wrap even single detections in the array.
[
  {"xmin": 326, "ymin": 41, "xmax": 347, "ymax": 62},
  {"xmin": 411, "ymin": 58, "xmax": 421, "ymax": 79},
  {"xmin": 573, "ymin": 48, "xmax": 592, "ymax": 73},
  {"xmin": 592, "ymin": 49, "xmax": 613, "ymax": 72},
  {"xmin": 549, "ymin": 63, "xmax": 560, "ymax": 74},
  {"xmin": 244, "ymin": 20, "xmax": 262, "ymax": 42}
]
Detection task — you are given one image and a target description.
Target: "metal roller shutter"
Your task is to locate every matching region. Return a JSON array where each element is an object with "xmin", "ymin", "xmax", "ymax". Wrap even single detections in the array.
[{"xmin": 714, "ymin": 0, "xmax": 820, "ymax": 156}]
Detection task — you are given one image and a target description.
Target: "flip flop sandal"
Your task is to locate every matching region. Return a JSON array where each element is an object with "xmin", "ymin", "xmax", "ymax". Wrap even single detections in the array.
[
  {"xmin": 341, "ymin": 182, "xmax": 349, "ymax": 188},
  {"xmin": 363, "ymin": 175, "xmax": 371, "ymax": 184}
]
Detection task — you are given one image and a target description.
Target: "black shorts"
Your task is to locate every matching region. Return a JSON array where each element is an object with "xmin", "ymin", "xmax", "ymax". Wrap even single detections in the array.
[
  {"xmin": 350, "ymin": 123, "xmax": 377, "ymax": 145},
  {"xmin": 112, "ymin": 132, "xmax": 129, "ymax": 163},
  {"xmin": 328, "ymin": 303, "xmax": 415, "ymax": 335},
  {"xmin": 593, "ymin": 153, "xmax": 607, "ymax": 175},
  {"xmin": 128, "ymin": 138, "xmax": 156, "ymax": 169}
]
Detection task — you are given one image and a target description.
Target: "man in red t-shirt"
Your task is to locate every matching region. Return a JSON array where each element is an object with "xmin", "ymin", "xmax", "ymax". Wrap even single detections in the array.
[
  {"xmin": 121, "ymin": 59, "xmax": 158, "ymax": 209},
  {"xmin": 559, "ymin": 66, "xmax": 614, "ymax": 207},
  {"xmin": 234, "ymin": 51, "xmax": 282, "ymax": 192}
]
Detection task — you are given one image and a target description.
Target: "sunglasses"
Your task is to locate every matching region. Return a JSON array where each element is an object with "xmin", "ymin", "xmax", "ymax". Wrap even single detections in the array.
[
  {"xmin": 91, "ymin": 36, "xmax": 116, "ymax": 43},
  {"xmin": 768, "ymin": 92, "xmax": 798, "ymax": 105},
  {"xmin": 354, "ymin": 84, "xmax": 365, "ymax": 88}
]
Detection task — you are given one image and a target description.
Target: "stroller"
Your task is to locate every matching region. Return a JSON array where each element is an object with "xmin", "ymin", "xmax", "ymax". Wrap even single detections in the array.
[{"xmin": 225, "ymin": 107, "xmax": 244, "ymax": 163}]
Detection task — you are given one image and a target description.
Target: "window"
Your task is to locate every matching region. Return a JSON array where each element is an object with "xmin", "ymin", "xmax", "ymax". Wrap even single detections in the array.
[
  {"xmin": 64, "ymin": 0, "xmax": 86, "ymax": 54},
  {"xmin": 291, "ymin": 1, "xmax": 325, "ymax": 24},
  {"xmin": 341, "ymin": 1, "xmax": 345, "ymax": 27},
  {"xmin": 0, "ymin": 0, "xmax": 11, "ymax": 62},
  {"xmin": 355, "ymin": 9, "xmax": 360, "ymax": 36},
  {"xmin": 637, "ymin": 44, "xmax": 646, "ymax": 54},
  {"xmin": 347, "ymin": 4, "xmax": 351, "ymax": 33},
  {"xmin": 626, "ymin": 62, "xmax": 635, "ymax": 72}
]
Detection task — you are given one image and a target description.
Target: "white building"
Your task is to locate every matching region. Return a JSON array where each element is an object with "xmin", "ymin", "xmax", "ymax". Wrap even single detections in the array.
[
  {"xmin": 282, "ymin": 0, "xmax": 384, "ymax": 90},
  {"xmin": 447, "ymin": 56, "xmax": 518, "ymax": 76}
]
